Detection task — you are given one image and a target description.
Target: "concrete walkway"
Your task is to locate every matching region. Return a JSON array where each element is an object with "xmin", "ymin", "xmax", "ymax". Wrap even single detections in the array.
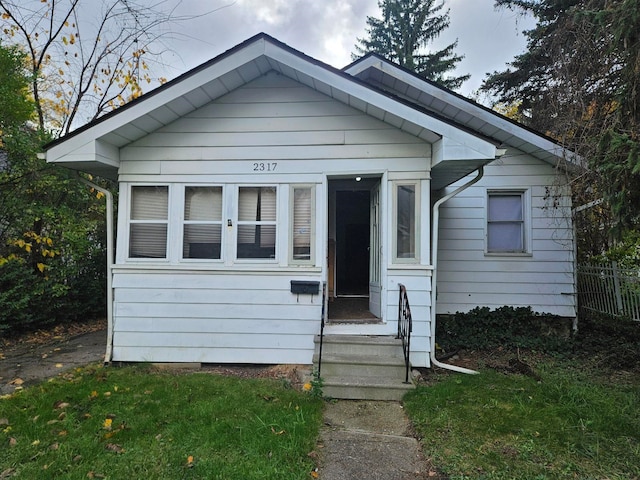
[
  {"xmin": 317, "ymin": 400, "xmax": 434, "ymax": 479},
  {"xmin": 0, "ymin": 329, "xmax": 107, "ymax": 395}
]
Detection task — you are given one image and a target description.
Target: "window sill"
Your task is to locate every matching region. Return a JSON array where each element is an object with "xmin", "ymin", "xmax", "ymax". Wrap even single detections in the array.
[
  {"xmin": 113, "ymin": 264, "xmax": 322, "ymax": 274},
  {"xmin": 484, "ymin": 252, "xmax": 533, "ymax": 258},
  {"xmin": 387, "ymin": 264, "xmax": 433, "ymax": 270}
]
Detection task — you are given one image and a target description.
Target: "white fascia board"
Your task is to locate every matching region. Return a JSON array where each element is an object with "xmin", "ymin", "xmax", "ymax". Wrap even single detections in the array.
[
  {"xmin": 432, "ymin": 137, "xmax": 497, "ymax": 167},
  {"xmin": 47, "ymin": 138, "xmax": 119, "ymax": 168},
  {"xmin": 343, "ymin": 56, "xmax": 384, "ymax": 77},
  {"xmin": 265, "ymin": 43, "xmax": 497, "ymax": 158},
  {"xmin": 46, "ymin": 39, "xmax": 269, "ymax": 162},
  {"xmin": 346, "ymin": 58, "xmax": 573, "ymax": 165}
]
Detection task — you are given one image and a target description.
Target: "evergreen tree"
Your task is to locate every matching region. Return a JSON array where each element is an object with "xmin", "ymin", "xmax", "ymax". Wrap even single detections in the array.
[
  {"xmin": 481, "ymin": 0, "xmax": 640, "ymax": 247},
  {"xmin": 353, "ymin": 0, "xmax": 469, "ymax": 90}
]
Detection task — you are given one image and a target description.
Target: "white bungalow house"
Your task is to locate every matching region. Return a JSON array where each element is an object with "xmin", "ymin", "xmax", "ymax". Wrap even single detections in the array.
[{"xmin": 44, "ymin": 34, "xmax": 575, "ymax": 397}]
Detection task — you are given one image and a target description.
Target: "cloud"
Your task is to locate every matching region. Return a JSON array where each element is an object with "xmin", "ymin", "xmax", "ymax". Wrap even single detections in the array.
[{"xmin": 156, "ymin": 0, "xmax": 532, "ymax": 98}]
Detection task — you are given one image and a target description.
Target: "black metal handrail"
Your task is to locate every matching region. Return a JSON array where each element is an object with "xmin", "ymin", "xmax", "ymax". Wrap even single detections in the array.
[
  {"xmin": 397, "ymin": 283, "xmax": 413, "ymax": 383},
  {"xmin": 317, "ymin": 282, "xmax": 327, "ymax": 377}
]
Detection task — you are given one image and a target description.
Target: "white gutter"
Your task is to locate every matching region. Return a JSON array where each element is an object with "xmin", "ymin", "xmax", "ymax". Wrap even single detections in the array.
[
  {"xmin": 430, "ymin": 167, "xmax": 485, "ymax": 375},
  {"xmin": 77, "ymin": 175, "xmax": 114, "ymax": 364}
]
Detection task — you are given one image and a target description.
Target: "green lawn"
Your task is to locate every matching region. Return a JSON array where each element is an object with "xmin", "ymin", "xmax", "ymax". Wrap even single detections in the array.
[
  {"xmin": 404, "ymin": 360, "xmax": 640, "ymax": 480},
  {"xmin": 0, "ymin": 365, "xmax": 323, "ymax": 479}
]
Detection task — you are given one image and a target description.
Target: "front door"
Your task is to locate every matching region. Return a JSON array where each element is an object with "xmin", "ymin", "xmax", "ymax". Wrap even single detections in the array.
[
  {"xmin": 328, "ymin": 177, "xmax": 382, "ymax": 321},
  {"xmin": 335, "ymin": 190, "xmax": 370, "ymax": 296}
]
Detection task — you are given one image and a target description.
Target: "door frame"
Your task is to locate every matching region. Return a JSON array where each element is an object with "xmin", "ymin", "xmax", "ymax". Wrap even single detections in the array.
[{"xmin": 326, "ymin": 175, "xmax": 384, "ymax": 320}]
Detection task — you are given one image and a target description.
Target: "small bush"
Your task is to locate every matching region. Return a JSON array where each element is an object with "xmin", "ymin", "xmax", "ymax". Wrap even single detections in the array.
[
  {"xmin": 0, "ymin": 258, "xmax": 63, "ymax": 334},
  {"xmin": 436, "ymin": 306, "xmax": 571, "ymax": 352}
]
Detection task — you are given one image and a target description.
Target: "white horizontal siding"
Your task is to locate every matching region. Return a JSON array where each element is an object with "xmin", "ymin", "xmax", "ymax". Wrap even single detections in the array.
[
  {"xmin": 119, "ymin": 71, "xmax": 430, "ymax": 180},
  {"xmin": 387, "ymin": 269, "xmax": 432, "ymax": 368},
  {"xmin": 119, "ymin": 157, "xmax": 428, "ymax": 177},
  {"xmin": 112, "ymin": 270, "xmax": 322, "ymax": 364},
  {"xmin": 436, "ymin": 154, "xmax": 576, "ymax": 317},
  {"xmin": 113, "ymin": 347, "xmax": 313, "ymax": 364}
]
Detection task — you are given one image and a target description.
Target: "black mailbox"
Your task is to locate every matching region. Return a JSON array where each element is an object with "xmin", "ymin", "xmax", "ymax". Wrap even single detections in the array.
[{"xmin": 290, "ymin": 280, "xmax": 320, "ymax": 295}]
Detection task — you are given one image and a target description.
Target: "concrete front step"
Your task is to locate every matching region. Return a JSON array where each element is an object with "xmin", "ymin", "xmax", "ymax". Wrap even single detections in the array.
[
  {"xmin": 322, "ymin": 376, "xmax": 414, "ymax": 401},
  {"xmin": 314, "ymin": 335, "xmax": 415, "ymax": 400},
  {"xmin": 316, "ymin": 334, "xmax": 405, "ymax": 357},
  {"xmin": 313, "ymin": 353, "xmax": 407, "ymax": 378}
]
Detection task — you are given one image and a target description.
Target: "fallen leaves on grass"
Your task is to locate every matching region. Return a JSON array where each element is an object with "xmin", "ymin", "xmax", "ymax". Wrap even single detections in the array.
[
  {"xmin": 104, "ymin": 443, "xmax": 124, "ymax": 454},
  {"xmin": 0, "ymin": 468, "xmax": 16, "ymax": 479},
  {"xmin": 87, "ymin": 471, "xmax": 106, "ymax": 479}
]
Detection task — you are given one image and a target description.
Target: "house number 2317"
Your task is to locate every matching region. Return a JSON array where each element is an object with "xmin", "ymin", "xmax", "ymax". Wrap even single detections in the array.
[{"xmin": 252, "ymin": 162, "xmax": 277, "ymax": 172}]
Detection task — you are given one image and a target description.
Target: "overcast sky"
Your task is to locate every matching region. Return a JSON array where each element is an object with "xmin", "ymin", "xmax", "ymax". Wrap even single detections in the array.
[{"xmin": 159, "ymin": 0, "xmax": 535, "ymax": 101}]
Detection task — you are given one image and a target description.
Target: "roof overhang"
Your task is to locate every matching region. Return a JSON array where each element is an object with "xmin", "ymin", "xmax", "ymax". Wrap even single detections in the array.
[
  {"xmin": 344, "ymin": 54, "xmax": 581, "ymax": 173},
  {"xmin": 44, "ymin": 34, "xmax": 508, "ymax": 185}
]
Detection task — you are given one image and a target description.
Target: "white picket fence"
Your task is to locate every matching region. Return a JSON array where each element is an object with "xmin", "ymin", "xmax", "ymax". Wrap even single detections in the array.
[{"xmin": 577, "ymin": 262, "xmax": 640, "ymax": 321}]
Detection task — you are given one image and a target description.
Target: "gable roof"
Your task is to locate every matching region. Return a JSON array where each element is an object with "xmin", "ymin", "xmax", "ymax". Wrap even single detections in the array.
[
  {"xmin": 44, "ymin": 33, "xmax": 572, "ymax": 188},
  {"xmin": 344, "ymin": 53, "xmax": 578, "ymax": 167}
]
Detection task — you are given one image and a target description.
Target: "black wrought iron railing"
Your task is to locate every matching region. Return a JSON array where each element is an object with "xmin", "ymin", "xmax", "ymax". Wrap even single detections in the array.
[
  {"xmin": 397, "ymin": 283, "xmax": 413, "ymax": 383},
  {"xmin": 317, "ymin": 282, "xmax": 327, "ymax": 377}
]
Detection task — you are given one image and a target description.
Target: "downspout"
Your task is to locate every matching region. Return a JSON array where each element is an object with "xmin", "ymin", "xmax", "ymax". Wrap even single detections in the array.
[
  {"xmin": 77, "ymin": 175, "xmax": 114, "ymax": 365},
  {"xmin": 430, "ymin": 166, "xmax": 486, "ymax": 375}
]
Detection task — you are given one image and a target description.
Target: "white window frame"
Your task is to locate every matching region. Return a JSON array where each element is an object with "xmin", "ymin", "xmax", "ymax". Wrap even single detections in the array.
[
  {"xmin": 181, "ymin": 185, "xmax": 224, "ymax": 261},
  {"xmin": 235, "ymin": 185, "xmax": 278, "ymax": 262},
  {"xmin": 485, "ymin": 189, "xmax": 532, "ymax": 255},
  {"xmin": 127, "ymin": 184, "xmax": 170, "ymax": 261},
  {"xmin": 392, "ymin": 181, "xmax": 420, "ymax": 264},
  {"xmin": 289, "ymin": 184, "xmax": 315, "ymax": 265}
]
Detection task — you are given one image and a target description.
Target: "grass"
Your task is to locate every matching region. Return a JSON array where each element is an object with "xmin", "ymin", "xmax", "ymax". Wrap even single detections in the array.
[
  {"xmin": 404, "ymin": 360, "xmax": 640, "ymax": 480},
  {"xmin": 0, "ymin": 364, "xmax": 323, "ymax": 479}
]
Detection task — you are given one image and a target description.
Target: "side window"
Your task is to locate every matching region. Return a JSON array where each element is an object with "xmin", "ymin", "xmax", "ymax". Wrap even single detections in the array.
[
  {"xmin": 183, "ymin": 186, "xmax": 223, "ymax": 259},
  {"xmin": 291, "ymin": 186, "xmax": 314, "ymax": 263},
  {"xmin": 237, "ymin": 186, "xmax": 277, "ymax": 259},
  {"xmin": 487, "ymin": 191, "xmax": 526, "ymax": 253},
  {"xmin": 129, "ymin": 186, "xmax": 168, "ymax": 258},
  {"xmin": 395, "ymin": 183, "xmax": 418, "ymax": 261}
]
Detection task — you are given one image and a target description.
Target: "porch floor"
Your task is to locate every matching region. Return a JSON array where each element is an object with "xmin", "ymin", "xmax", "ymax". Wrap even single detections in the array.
[{"xmin": 328, "ymin": 297, "xmax": 380, "ymax": 323}]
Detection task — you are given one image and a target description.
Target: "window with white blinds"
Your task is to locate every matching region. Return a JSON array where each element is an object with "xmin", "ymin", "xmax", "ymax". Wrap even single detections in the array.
[
  {"xmin": 291, "ymin": 186, "xmax": 313, "ymax": 262},
  {"xmin": 183, "ymin": 186, "xmax": 223, "ymax": 259},
  {"xmin": 237, "ymin": 186, "xmax": 277, "ymax": 259},
  {"xmin": 129, "ymin": 186, "xmax": 168, "ymax": 258},
  {"xmin": 487, "ymin": 191, "xmax": 526, "ymax": 253}
]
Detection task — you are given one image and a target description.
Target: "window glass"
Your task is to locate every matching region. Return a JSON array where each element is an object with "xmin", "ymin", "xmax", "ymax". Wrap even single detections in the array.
[
  {"xmin": 183, "ymin": 186, "xmax": 222, "ymax": 259},
  {"xmin": 129, "ymin": 186, "xmax": 168, "ymax": 258},
  {"xmin": 396, "ymin": 184, "xmax": 416, "ymax": 259},
  {"xmin": 487, "ymin": 193, "xmax": 525, "ymax": 252},
  {"xmin": 237, "ymin": 186, "xmax": 277, "ymax": 259},
  {"xmin": 292, "ymin": 187, "xmax": 312, "ymax": 261}
]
